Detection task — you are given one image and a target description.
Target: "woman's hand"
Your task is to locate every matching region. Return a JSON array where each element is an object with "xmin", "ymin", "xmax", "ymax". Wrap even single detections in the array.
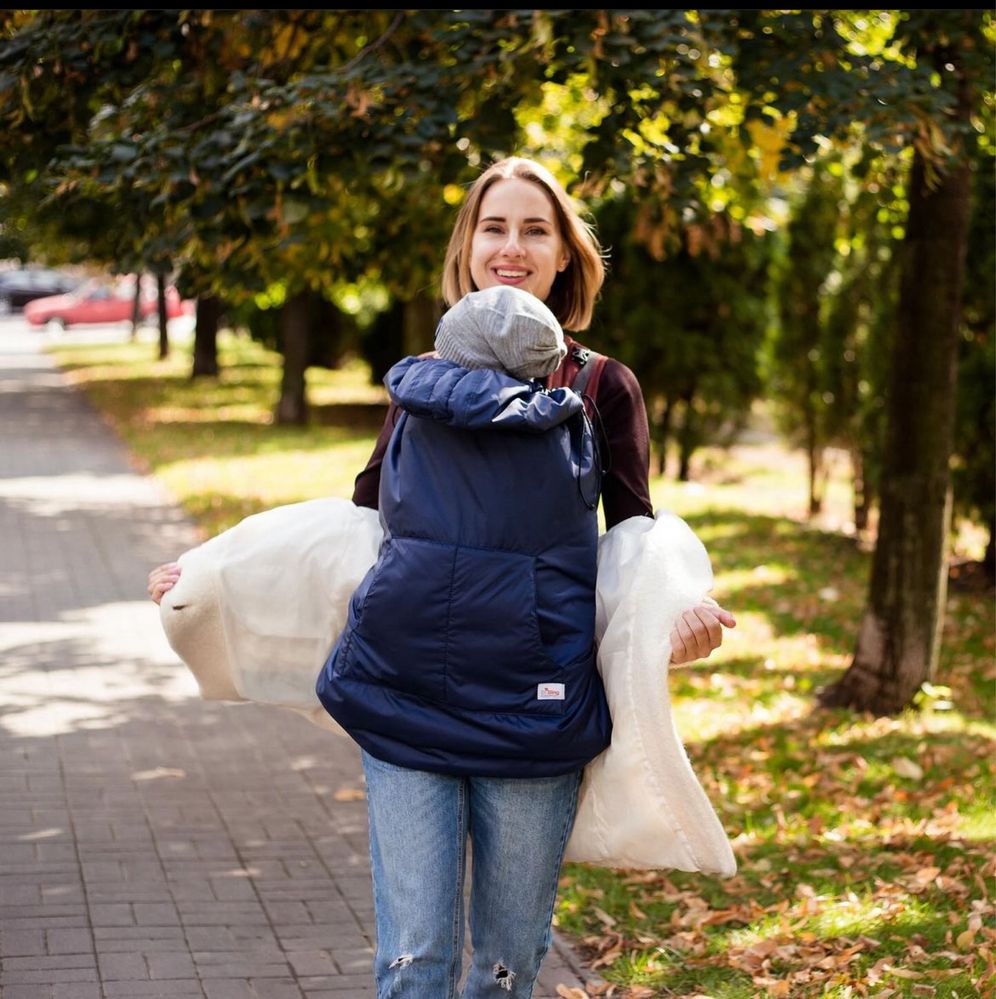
[
  {"xmin": 669, "ymin": 597, "xmax": 736, "ymax": 666},
  {"xmin": 148, "ymin": 562, "xmax": 182, "ymax": 605}
]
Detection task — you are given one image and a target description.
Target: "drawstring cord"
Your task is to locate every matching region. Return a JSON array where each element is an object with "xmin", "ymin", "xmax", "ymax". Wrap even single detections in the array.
[{"xmin": 576, "ymin": 394, "xmax": 605, "ymax": 511}]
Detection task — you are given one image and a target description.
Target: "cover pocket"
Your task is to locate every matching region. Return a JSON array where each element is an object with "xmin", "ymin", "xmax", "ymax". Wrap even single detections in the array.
[
  {"xmin": 339, "ymin": 536, "xmax": 451, "ymax": 703},
  {"xmin": 445, "ymin": 546, "xmax": 564, "ymax": 714}
]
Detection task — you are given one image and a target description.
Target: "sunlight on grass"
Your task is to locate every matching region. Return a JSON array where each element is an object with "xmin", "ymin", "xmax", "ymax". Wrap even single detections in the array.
[
  {"xmin": 727, "ymin": 897, "xmax": 892, "ymax": 950},
  {"xmin": 956, "ymin": 802, "xmax": 996, "ymax": 841}
]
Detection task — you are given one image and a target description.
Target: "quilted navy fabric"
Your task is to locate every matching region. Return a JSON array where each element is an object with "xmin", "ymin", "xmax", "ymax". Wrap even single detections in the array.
[{"xmin": 315, "ymin": 355, "xmax": 611, "ymax": 777}]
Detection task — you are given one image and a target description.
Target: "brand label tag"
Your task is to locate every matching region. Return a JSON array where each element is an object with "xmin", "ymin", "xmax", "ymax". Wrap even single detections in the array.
[{"xmin": 537, "ymin": 682, "xmax": 565, "ymax": 700}]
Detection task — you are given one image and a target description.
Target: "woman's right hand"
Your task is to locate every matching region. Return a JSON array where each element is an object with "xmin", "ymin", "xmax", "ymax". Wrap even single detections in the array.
[{"xmin": 148, "ymin": 562, "xmax": 182, "ymax": 604}]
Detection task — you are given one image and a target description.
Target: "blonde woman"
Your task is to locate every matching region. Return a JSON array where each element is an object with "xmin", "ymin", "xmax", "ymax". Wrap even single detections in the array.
[{"xmin": 149, "ymin": 156, "xmax": 735, "ymax": 998}]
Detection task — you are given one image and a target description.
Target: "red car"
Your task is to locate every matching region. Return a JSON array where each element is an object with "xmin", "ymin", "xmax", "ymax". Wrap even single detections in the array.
[{"xmin": 23, "ymin": 279, "xmax": 193, "ymax": 329}]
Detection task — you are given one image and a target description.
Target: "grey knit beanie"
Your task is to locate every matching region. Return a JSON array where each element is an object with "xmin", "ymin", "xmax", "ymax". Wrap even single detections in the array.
[{"xmin": 434, "ymin": 285, "xmax": 567, "ymax": 380}]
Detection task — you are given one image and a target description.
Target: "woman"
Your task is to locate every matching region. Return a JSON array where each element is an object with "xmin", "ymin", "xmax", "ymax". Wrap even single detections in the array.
[{"xmin": 148, "ymin": 155, "xmax": 735, "ymax": 997}]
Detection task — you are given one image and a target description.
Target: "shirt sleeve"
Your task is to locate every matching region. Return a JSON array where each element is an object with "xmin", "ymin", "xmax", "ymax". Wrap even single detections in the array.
[
  {"xmin": 351, "ymin": 401, "xmax": 402, "ymax": 510},
  {"xmin": 594, "ymin": 358, "xmax": 654, "ymax": 531}
]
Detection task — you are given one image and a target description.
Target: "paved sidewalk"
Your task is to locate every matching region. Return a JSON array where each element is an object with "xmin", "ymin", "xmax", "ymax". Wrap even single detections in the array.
[{"xmin": 0, "ymin": 321, "xmax": 594, "ymax": 998}]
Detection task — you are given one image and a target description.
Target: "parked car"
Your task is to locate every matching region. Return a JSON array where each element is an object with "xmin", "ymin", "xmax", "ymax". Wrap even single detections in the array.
[
  {"xmin": 0, "ymin": 267, "xmax": 81, "ymax": 314},
  {"xmin": 23, "ymin": 279, "xmax": 193, "ymax": 329}
]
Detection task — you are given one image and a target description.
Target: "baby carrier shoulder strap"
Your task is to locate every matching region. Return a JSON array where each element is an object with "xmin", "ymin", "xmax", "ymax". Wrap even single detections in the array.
[
  {"xmin": 548, "ymin": 341, "xmax": 607, "ymax": 423},
  {"xmin": 569, "ymin": 346, "xmax": 606, "ymax": 418}
]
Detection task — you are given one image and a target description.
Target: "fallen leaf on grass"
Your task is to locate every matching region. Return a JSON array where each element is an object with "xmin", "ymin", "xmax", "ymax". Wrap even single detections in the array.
[
  {"xmin": 956, "ymin": 928, "xmax": 976, "ymax": 949},
  {"xmin": 750, "ymin": 977, "xmax": 790, "ymax": 996},
  {"xmin": 891, "ymin": 756, "xmax": 924, "ymax": 780},
  {"xmin": 884, "ymin": 965, "xmax": 924, "ymax": 980}
]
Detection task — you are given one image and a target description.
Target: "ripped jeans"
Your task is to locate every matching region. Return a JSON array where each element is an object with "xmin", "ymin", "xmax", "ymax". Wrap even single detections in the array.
[{"xmin": 359, "ymin": 748, "xmax": 584, "ymax": 998}]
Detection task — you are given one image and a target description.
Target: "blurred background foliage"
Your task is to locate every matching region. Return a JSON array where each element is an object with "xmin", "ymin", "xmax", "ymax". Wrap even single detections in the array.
[{"xmin": 0, "ymin": 8, "xmax": 991, "ymax": 611}]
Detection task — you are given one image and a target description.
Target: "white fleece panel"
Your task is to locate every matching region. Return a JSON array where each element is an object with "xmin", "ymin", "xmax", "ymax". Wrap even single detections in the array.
[
  {"xmin": 159, "ymin": 501, "xmax": 736, "ymax": 874},
  {"xmin": 159, "ymin": 498, "xmax": 382, "ymax": 735},
  {"xmin": 563, "ymin": 510, "xmax": 737, "ymax": 876}
]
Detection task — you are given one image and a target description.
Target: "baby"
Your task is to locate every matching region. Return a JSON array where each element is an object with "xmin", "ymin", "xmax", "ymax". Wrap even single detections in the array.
[{"xmin": 432, "ymin": 283, "xmax": 567, "ymax": 380}]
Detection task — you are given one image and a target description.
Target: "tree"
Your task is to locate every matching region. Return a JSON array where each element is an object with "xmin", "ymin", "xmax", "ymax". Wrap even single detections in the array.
[
  {"xmin": 819, "ymin": 11, "xmax": 989, "ymax": 713},
  {"xmin": 951, "ymin": 115, "xmax": 996, "ymax": 581},
  {"xmin": 768, "ymin": 160, "xmax": 847, "ymax": 516},
  {"xmin": 0, "ymin": 10, "xmax": 544, "ymax": 414},
  {"xmin": 816, "ymin": 149, "xmax": 905, "ymax": 534},
  {"xmin": 592, "ymin": 194, "xmax": 769, "ymax": 478}
]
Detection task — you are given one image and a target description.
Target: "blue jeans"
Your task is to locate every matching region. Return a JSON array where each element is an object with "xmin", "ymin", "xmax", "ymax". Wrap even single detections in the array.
[{"xmin": 359, "ymin": 748, "xmax": 584, "ymax": 998}]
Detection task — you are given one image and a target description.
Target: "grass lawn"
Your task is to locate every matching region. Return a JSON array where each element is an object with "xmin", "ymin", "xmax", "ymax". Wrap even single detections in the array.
[{"xmin": 48, "ymin": 331, "xmax": 995, "ymax": 999}]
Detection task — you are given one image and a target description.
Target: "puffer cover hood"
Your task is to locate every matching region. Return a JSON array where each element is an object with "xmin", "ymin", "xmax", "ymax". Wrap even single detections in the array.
[{"xmin": 385, "ymin": 355, "xmax": 583, "ymax": 433}]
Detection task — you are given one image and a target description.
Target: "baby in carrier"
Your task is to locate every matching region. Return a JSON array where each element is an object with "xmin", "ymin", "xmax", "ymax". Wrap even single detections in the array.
[{"xmin": 314, "ymin": 284, "xmax": 612, "ymax": 777}]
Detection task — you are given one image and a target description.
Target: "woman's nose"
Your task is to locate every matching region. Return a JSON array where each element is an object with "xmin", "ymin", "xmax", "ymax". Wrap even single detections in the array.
[{"xmin": 501, "ymin": 230, "xmax": 524, "ymax": 255}]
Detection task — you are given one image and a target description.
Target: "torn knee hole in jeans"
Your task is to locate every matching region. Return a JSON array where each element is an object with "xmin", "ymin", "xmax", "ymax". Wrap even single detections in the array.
[
  {"xmin": 493, "ymin": 961, "xmax": 516, "ymax": 990},
  {"xmin": 389, "ymin": 953, "xmax": 414, "ymax": 969}
]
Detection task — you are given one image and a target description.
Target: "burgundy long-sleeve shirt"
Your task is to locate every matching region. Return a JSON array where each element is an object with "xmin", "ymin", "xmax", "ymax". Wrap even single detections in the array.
[{"xmin": 351, "ymin": 334, "xmax": 654, "ymax": 532}]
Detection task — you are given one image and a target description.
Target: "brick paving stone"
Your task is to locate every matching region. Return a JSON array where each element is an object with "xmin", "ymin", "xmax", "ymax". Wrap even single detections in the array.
[
  {"xmin": 2, "ymin": 954, "xmax": 97, "ymax": 972},
  {"xmin": 45, "ymin": 926, "xmax": 94, "ymax": 953},
  {"xmin": 98, "ymin": 951, "xmax": 151, "ymax": 980},
  {"xmin": 53, "ymin": 985, "xmax": 103, "ymax": 999},
  {"xmin": 0, "ymin": 928, "xmax": 46, "ymax": 956},
  {"xmin": 1, "ymin": 966, "xmax": 100, "ymax": 985},
  {"xmin": 147, "ymin": 950, "xmax": 198, "ymax": 978},
  {"xmin": 104, "ymin": 982, "xmax": 206, "ymax": 997},
  {"xmin": 0, "ymin": 321, "xmax": 597, "ymax": 999},
  {"xmin": 1, "ymin": 986, "xmax": 56, "ymax": 999}
]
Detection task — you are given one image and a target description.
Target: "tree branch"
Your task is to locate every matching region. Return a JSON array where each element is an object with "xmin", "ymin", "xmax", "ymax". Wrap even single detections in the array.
[{"xmin": 339, "ymin": 11, "xmax": 406, "ymax": 75}]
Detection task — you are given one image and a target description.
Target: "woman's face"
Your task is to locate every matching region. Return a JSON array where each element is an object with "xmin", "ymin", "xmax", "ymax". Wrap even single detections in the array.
[{"xmin": 469, "ymin": 177, "xmax": 570, "ymax": 304}]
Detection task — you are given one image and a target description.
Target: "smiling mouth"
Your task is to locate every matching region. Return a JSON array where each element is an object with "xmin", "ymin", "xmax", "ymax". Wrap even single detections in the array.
[{"xmin": 493, "ymin": 268, "xmax": 530, "ymax": 281}]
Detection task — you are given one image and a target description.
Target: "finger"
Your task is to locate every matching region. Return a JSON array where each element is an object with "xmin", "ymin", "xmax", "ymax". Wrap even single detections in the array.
[
  {"xmin": 696, "ymin": 602, "xmax": 737, "ymax": 629},
  {"xmin": 674, "ymin": 613, "xmax": 702, "ymax": 663},
  {"xmin": 668, "ymin": 624, "xmax": 688, "ymax": 665},
  {"xmin": 713, "ymin": 606, "xmax": 737, "ymax": 628},
  {"xmin": 150, "ymin": 578, "xmax": 177, "ymax": 603},
  {"xmin": 149, "ymin": 566, "xmax": 182, "ymax": 587},
  {"xmin": 692, "ymin": 606, "xmax": 723, "ymax": 652},
  {"xmin": 675, "ymin": 611, "xmax": 707, "ymax": 660}
]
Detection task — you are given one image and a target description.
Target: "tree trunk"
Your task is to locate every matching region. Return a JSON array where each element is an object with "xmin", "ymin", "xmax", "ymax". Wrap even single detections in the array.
[
  {"xmin": 808, "ymin": 440, "xmax": 825, "ymax": 517},
  {"xmin": 677, "ymin": 394, "xmax": 695, "ymax": 482},
  {"xmin": 274, "ymin": 291, "xmax": 311, "ymax": 425},
  {"xmin": 850, "ymin": 445, "xmax": 869, "ymax": 532},
  {"xmin": 652, "ymin": 396, "xmax": 673, "ymax": 476},
  {"xmin": 191, "ymin": 296, "xmax": 221, "ymax": 378},
  {"xmin": 307, "ymin": 294, "xmax": 351, "ymax": 370},
  {"xmin": 130, "ymin": 274, "xmax": 142, "ymax": 342},
  {"xmin": 156, "ymin": 272, "xmax": 169, "ymax": 360},
  {"xmin": 361, "ymin": 300, "xmax": 405, "ymax": 385},
  {"xmin": 819, "ymin": 105, "xmax": 973, "ymax": 713},
  {"xmin": 402, "ymin": 290, "xmax": 443, "ymax": 357}
]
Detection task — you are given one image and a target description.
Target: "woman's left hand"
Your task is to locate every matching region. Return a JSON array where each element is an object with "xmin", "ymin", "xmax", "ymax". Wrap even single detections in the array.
[{"xmin": 669, "ymin": 598, "xmax": 736, "ymax": 666}]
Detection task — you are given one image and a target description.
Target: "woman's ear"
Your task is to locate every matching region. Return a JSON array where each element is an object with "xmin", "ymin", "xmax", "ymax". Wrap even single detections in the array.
[{"xmin": 558, "ymin": 254, "xmax": 570, "ymax": 272}]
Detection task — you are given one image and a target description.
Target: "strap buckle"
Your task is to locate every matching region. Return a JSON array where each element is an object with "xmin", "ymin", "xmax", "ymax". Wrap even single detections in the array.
[{"xmin": 571, "ymin": 346, "xmax": 591, "ymax": 367}]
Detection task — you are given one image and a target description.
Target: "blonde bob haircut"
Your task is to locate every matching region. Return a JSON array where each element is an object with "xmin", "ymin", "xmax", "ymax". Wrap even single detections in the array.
[{"xmin": 441, "ymin": 156, "xmax": 606, "ymax": 332}]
